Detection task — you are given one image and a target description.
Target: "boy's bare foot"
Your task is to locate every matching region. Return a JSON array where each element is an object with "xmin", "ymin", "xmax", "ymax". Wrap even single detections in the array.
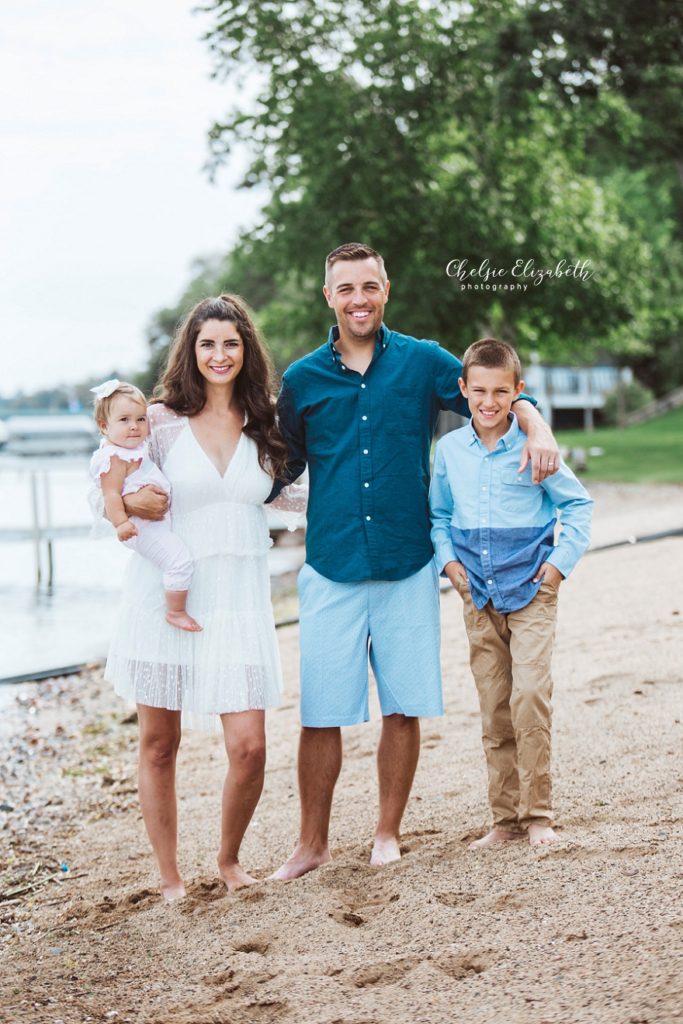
[
  {"xmin": 469, "ymin": 829, "xmax": 525, "ymax": 849},
  {"xmin": 165, "ymin": 610, "xmax": 203, "ymax": 632},
  {"xmin": 370, "ymin": 834, "xmax": 401, "ymax": 866},
  {"xmin": 218, "ymin": 860, "xmax": 259, "ymax": 891},
  {"xmin": 269, "ymin": 844, "xmax": 332, "ymax": 881},
  {"xmin": 160, "ymin": 879, "xmax": 186, "ymax": 903},
  {"xmin": 528, "ymin": 824, "xmax": 560, "ymax": 846}
]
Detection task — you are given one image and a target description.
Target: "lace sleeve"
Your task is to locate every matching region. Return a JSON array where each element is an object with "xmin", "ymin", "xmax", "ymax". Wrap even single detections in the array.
[
  {"xmin": 266, "ymin": 481, "xmax": 308, "ymax": 532},
  {"xmin": 147, "ymin": 403, "xmax": 187, "ymax": 468}
]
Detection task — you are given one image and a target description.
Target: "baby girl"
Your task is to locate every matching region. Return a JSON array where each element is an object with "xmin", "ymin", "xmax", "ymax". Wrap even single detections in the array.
[{"xmin": 89, "ymin": 378, "xmax": 201, "ymax": 632}]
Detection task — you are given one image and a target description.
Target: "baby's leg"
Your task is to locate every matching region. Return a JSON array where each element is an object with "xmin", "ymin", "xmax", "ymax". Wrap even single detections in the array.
[
  {"xmin": 164, "ymin": 589, "xmax": 202, "ymax": 632},
  {"xmin": 130, "ymin": 519, "xmax": 202, "ymax": 632}
]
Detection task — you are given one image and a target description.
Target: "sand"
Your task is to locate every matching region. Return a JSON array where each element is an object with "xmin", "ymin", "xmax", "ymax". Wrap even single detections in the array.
[{"xmin": 1, "ymin": 483, "xmax": 682, "ymax": 1024}]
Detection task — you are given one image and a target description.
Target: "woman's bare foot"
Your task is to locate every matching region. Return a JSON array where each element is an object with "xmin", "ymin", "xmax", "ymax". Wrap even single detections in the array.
[
  {"xmin": 370, "ymin": 834, "xmax": 401, "ymax": 866},
  {"xmin": 218, "ymin": 860, "xmax": 260, "ymax": 892},
  {"xmin": 269, "ymin": 844, "xmax": 332, "ymax": 881},
  {"xmin": 160, "ymin": 878, "xmax": 186, "ymax": 902},
  {"xmin": 469, "ymin": 829, "xmax": 526, "ymax": 849},
  {"xmin": 165, "ymin": 610, "xmax": 203, "ymax": 632},
  {"xmin": 528, "ymin": 824, "xmax": 560, "ymax": 846}
]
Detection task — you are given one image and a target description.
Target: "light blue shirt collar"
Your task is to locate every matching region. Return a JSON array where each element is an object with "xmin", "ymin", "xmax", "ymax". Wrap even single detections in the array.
[{"xmin": 467, "ymin": 412, "xmax": 520, "ymax": 452}]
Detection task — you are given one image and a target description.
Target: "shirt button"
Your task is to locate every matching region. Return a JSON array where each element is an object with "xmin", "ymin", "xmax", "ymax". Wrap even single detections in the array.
[
  {"xmin": 342, "ymin": 365, "xmax": 347, "ymax": 371},
  {"xmin": 364, "ymin": 482, "xmax": 370, "ymax": 488},
  {"xmin": 361, "ymin": 383, "xmax": 366, "ymax": 389},
  {"xmin": 366, "ymin": 515, "xmax": 372, "ymax": 521},
  {"xmin": 487, "ymin": 579, "xmax": 493, "ymax": 585},
  {"xmin": 481, "ymin": 486, "xmax": 487, "ymax": 491},
  {"xmin": 363, "ymin": 449, "xmax": 369, "ymax": 455},
  {"xmin": 482, "ymin": 549, "xmax": 488, "ymax": 555},
  {"xmin": 362, "ymin": 415, "xmax": 368, "ymax": 421}
]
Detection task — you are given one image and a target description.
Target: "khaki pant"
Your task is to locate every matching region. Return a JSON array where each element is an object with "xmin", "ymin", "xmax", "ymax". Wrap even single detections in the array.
[{"xmin": 455, "ymin": 580, "xmax": 558, "ymax": 831}]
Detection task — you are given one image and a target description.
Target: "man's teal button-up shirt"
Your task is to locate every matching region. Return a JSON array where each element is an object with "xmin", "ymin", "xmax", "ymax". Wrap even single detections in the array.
[{"xmin": 274, "ymin": 323, "xmax": 480, "ymax": 582}]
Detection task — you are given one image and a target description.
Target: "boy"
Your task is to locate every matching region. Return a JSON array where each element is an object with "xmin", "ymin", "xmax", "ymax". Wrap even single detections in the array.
[{"xmin": 429, "ymin": 338, "xmax": 593, "ymax": 847}]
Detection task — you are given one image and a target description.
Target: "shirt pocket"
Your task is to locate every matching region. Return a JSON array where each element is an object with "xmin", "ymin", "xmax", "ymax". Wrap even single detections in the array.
[
  {"xmin": 499, "ymin": 465, "xmax": 539, "ymax": 511},
  {"xmin": 382, "ymin": 388, "xmax": 423, "ymax": 436}
]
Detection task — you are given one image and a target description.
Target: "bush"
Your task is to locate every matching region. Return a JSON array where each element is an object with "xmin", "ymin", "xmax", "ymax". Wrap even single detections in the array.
[{"xmin": 602, "ymin": 379, "xmax": 655, "ymax": 425}]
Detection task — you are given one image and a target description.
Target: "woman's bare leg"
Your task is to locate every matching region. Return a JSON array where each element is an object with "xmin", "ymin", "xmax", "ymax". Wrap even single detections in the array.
[
  {"xmin": 136, "ymin": 705, "xmax": 184, "ymax": 901},
  {"xmin": 217, "ymin": 709, "xmax": 266, "ymax": 891}
]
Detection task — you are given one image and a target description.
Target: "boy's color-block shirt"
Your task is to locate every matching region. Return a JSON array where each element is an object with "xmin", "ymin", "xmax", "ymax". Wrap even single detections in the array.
[{"xmin": 429, "ymin": 414, "xmax": 593, "ymax": 613}]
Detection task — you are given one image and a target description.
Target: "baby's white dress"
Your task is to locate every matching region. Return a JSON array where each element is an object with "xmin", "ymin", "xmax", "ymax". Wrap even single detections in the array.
[{"xmin": 105, "ymin": 404, "xmax": 305, "ymax": 730}]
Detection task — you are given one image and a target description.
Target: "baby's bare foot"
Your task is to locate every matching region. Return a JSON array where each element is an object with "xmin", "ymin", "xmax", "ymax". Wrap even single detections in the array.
[
  {"xmin": 528, "ymin": 824, "xmax": 560, "ymax": 847},
  {"xmin": 165, "ymin": 610, "xmax": 203, "ymax": 632},
  {"xmin": 469, "ymin": 829, "xmax": 525, "ymax": 850},
  {"xmin": 370, "ymin": 834, "xmax": 401, "ymax": 866}
]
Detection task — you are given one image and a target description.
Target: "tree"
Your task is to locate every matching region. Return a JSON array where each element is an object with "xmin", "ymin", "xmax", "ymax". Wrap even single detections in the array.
[{"xmin": 143, "ymin": 0, "xmax": 682, "ymax": 391}]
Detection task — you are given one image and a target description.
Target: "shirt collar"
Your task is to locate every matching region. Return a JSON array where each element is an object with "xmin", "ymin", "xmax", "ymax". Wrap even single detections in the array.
[
  {"xmin": 467, "ymin": 412, "xmax": 520, "ymax": 451},
  {"xmin": 327, "ymin": 323, "xmax": 389, "ymax": 365}
]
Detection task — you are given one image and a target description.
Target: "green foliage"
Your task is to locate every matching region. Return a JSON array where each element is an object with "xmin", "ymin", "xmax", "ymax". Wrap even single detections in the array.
[
  {"xmin": 557, "ymin": 406, "xmax": 683, "ymax": 483},
  {"xmin": 139, "ymin": 0, "xmax": 683, "ymax": 392},
  {"xmin": 601, "ymin": 379, "xmax": 655, "ymax": 426}
]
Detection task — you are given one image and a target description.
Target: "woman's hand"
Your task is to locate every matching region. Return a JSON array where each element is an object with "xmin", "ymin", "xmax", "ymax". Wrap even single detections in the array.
[{"xmin": 123, "ymin": 485, "xmax": 169, "ymax": 521}]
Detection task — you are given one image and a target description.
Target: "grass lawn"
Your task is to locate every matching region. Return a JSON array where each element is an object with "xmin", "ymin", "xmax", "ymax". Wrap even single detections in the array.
[{"xmin": 556, "ymin": 406, "xmax": 683, "ymax": 484}]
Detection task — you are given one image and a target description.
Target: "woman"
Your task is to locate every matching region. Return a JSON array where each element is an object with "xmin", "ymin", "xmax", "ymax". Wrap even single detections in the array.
[{"xmin": 105, "ymin": 295, "xmax": 303, "ymax": 901}]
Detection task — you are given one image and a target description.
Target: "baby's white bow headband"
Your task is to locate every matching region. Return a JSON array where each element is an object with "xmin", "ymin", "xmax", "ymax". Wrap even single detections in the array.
[{"xmin": 90, "ymin": 378, "xmax": 121, "ymax": 399}]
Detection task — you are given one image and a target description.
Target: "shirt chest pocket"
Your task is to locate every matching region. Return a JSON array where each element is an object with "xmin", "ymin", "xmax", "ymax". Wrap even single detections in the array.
[
  {"xmin": 499, "ymin": 465, "xmax": 539, "ymax": 510},
  {"xmin": 381, "ymin": 388, "xmax": 423, "ymax": 436}
]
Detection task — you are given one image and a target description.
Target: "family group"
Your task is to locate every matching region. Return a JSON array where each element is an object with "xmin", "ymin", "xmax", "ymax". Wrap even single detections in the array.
[{"xmin": 88, "ymin": 242, "xmax": 592, "ymax": 901}]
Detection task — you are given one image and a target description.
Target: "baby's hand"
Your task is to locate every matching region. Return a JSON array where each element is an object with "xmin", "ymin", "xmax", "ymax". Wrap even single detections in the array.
[{"xmin": 116, "ymin": 520, "xmax": 138, "ymax": 542}]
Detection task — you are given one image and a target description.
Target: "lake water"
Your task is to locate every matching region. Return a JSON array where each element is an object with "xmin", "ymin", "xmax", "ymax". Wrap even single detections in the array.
[{"xmin": 0, "ymin": 454, "xmax": 304, "ymax": 687}]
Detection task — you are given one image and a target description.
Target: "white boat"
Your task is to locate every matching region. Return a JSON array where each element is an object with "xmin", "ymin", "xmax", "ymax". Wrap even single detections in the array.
[{"xmin": 4, "ymin": 414, "xmax": 99, "ymax": 456}]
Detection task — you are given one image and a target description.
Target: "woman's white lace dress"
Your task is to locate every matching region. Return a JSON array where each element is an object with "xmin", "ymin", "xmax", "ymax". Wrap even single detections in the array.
[{"xmin": 104, "ymin": 404, "xmax": 305, "ymax": 730}]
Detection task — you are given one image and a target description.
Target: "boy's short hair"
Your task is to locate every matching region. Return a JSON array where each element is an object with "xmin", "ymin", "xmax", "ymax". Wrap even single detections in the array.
[
  {"xmin": 325, "ymin": 242, "xmax": 387, "ymax": 285},
  {"xmin": 94, "ymin": 382, "xmax": 147, "ymax": 427},
  {"xmin": 461, "ymin": 338, "xmax": 522, "ymax": 386}
]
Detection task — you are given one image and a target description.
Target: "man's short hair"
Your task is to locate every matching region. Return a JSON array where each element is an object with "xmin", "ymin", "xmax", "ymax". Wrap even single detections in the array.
[
  {"xmin": 325, "ymin": 242, "xmax": 387, "ymax": 285},
  {"xmin": 461, "ymin": 338, "xmax": 522, "ymax": 386}
]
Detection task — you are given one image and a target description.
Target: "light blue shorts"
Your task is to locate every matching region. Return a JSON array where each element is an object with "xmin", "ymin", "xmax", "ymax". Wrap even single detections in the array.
[{"xmin": 298, "ymin": 560, "xmax": 443, "ymax": 727}]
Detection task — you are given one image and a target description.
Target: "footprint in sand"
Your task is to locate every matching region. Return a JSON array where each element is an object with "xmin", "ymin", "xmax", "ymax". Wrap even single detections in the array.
[
  {"xmin": 434, "ymin": 891, "xmax": 478, "ymax": 908},
  {"xmin": 232, "ymin": 933, "xmax": 272, "ymax": 955},
  {"xmin": 65, "ymin": 887, "xmax": 159, "ymax": 930},
  {"xmin": 435, "ymin": 950, "xmax": 497, "ymax": 979},
  {"xmin": 349, "ymin": 955, "xmax": 419, "ymax": 988}
]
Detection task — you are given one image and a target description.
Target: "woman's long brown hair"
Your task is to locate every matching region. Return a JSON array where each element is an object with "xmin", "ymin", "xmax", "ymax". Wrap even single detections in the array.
[{"xmin": 153, "ymin": 295, "xmax": 288, "ymax": 478}]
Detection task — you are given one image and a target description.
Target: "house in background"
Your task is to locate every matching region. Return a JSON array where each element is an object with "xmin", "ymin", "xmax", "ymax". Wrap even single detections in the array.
[{"xmin": 523, "ymin": 354, "xmax": 632, "ymax": 430}]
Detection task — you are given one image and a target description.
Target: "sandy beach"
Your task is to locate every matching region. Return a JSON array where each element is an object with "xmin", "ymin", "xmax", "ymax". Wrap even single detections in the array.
[{"xmin": 1, "ymin": 483, "xmax": 682, "ymax": 1024}]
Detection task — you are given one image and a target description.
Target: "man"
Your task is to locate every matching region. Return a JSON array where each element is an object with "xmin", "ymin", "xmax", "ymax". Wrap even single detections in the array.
[{"xmin": 269, "ymin": 242, "xmax": 560, "ymax": 880}]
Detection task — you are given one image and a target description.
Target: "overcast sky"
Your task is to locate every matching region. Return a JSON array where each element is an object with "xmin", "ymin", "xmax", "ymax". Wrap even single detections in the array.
[{"xmin": 0, "ymin": 0, "xmax": 264, "ymax": 397}]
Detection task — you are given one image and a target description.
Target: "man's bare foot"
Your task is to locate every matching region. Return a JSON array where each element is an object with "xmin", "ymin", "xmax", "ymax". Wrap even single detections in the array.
[
  {"xmin": 165, "ymin": 610, "xmax": 203, "ymax": 632},
  {"xmin": 469, "ymin": 829, "xmax": 525, "ymax": 849},
  {"xmin": 528, "ymin": 824, "xmax": 560, "ymax": 846},
  {"xmin": 160, "ymin": 879, "xmax": 186, "ymax": 902},
  {"xmin": 218, "ymin": 860, "xmax": 259, "ymax": 891},
  {"xmin": 370, "ymin": 834, "xmax": 401, "ymax": 866},
  {"xmin": 269, "ymin": 844, "xmax": 332, "ymax": 881}
]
